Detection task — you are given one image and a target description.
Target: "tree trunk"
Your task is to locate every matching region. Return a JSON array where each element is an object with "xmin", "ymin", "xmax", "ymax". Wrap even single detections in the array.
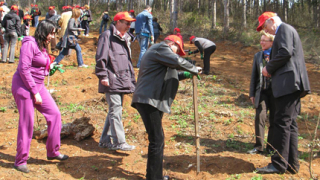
[
  {"xmin": 170, "ymin": 0, "xmax": 178, "ymax": 32},
  {"xmin": 283, "ymin": 0, "xmax": 288, "ymax": 22},
  {"xmin": 212, "ymin": 0, "xmax": 217, "ymax": 29},
  {"xmin": 313, "ymin": 0, "xmax": 319, "ymax": 28},
  {"xmin": 223, "ymin": 0, "xmax": 229, "ymax": 39},
  {"xmin": 242, "ymin": 0, "xmax": 247, "ymax": 28}
]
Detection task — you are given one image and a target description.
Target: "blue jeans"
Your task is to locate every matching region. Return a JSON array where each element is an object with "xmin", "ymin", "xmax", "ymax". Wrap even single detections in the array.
[
  {"xmin": 99, "ymin": 21, "xmax": 108, "ymax": 34},
  {"xmin": 154, "ymin": 33, "xmax": 160, "ymax": 43},
  {"xmin": 34, "ymin": 16, "xmax": 39, "ymax": 27},
  {"xmin": 54, "ymin": 43, "xmax": 83, "ymax": 66},
  {"xmin": 137, "ymin": 34, "xmax": 149, "ymax": 68}
]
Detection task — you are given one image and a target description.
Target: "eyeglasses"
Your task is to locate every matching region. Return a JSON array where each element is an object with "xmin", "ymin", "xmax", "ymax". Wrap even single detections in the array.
[{"xmin": 120, "ymin": 20, "xmax": 131, "ymax": 26}]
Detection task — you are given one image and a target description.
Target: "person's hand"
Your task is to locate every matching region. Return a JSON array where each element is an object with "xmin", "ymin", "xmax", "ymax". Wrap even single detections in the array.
[
  {"xmin": 80, "ymin": 28, "xmax": 85, "ymax": 31},
  {"xmin": 34, "ymin": 93, "xmax": 42, "ymax": 105},
  {"xmin": 250, "ymin": 97, "xmax": 255, "ymax": 104},
  {"xmin": 184, "ymin": 71, "xmax": 201, "ymax": 80},
  {"xmin": 150, "ymin": 36, "xmax": 154, "ymax": 42},
  {"xmin": 188, "ymin": 51, "xmax": 193, "ymax": 55},
  {"xmin": 262, "ymin": 67, "xmax": 271, "ymax": 77},
  {"xmin": 196, "ymin": 67, "xmax": 202, "ymax": 74},
  {"xmin": 101, "ymin": 79, "xmax": 109, "ymax": 86},
  {"xmin": 18, "ymin": 36, "xmax": 24, "ymax": 41},
  {"xmin": 200, "ymin": 53, "xmax": 204, "ymax": 60}
]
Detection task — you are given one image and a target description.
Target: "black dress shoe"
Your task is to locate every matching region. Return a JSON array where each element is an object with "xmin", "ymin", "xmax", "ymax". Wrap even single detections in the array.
[
  {"xmin": 247, "ymin": 148, "xmax": 262, "ymax": 154},
  {"xmin": 256, "ymin": 163, "xmax": 281, "ymax": 174},
  {"xmin": 47, "ymin": 154, "xmax": 69, "ymax": 161},
  {"xmin": 14, "ymin": 164, "xmax": 30, "ymax": 173}
]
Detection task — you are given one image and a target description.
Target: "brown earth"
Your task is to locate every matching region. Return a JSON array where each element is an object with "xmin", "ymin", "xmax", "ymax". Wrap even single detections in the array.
[{"xmin": 0, "ymin": 25, "xmax": 319, "ymax": 180}]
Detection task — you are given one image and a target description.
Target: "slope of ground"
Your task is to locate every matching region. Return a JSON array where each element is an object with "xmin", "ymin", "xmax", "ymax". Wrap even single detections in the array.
[{"xmin": 0, "ymin": 26, "xmax": 319, "ymax": 180}]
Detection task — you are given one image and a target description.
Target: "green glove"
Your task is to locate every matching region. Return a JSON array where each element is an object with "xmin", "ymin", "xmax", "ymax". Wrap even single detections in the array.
[
  {"xmin": 200, "ymin": 53, "xmax": 204, "ymax": 59},
  {"xmin": 184, "ymin": 72, "xmax": 201, "ymax": 80},
  {"xmin": 18, "ymin": 36, "xmax": 24, "ymax": 41},
  {"xmin": 184, "ymin": 71, "xmax": 192, "ymax": 79},
  {"xmin": 50, "ymin": 65, "xmax": 65, "ymax": 76},
  {"xmin": 188, "ymin": 51, "xmax": 193, "ymax": 55}
]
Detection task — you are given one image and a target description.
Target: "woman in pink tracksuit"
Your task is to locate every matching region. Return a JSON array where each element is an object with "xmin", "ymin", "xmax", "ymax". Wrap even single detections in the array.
[{"xmin": 12, "ymin": 20, "xmax": 69, "ymax": 173}]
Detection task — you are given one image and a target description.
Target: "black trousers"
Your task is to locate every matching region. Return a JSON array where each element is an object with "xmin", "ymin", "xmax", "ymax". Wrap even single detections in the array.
[
  {"xmin": 203, "ymin": 45, "xmax": 216, "ymax": 74},
  {"xmin": 254, "ymin": 88, "xmax": 275, "ymax": 151},
  {"xmin": 135, "ymin": 103, "xmax": 164, "ymax": 180},
  {"xmin": 271, "ymin": 90, "xmax": 301, "ymax": 173}
]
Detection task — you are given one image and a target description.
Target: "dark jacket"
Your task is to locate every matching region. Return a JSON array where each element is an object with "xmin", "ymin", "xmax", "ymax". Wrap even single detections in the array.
[
  {"xmin": 83, "ymin": 9, "xmax": 92, "ymax": 22},
  {"xmin": 152, "ymin": 21, "xmax": 162, "ymax": 34},
  {"xmin": 249, "ymin": 51, "xmax": 264, "ymax": 108},
  {"xmin": 131, "ymin": 42, "xmax": 198, "ymax": 114},
  {"xmin": 1, "ymin": 11, "xmax": 21, "ymax": 36},
  {"xmin": 21, "ymin": 23, "xmax": 29, "ymax": 36},
  {"xmin": 18, "ymin": 9, "xmax": 24, "ymax": 20},
  {"xmin": 266, "ymin": 23, "xmax": 311, "ymax": 98},
  {"xmin": 95, "ymin": 24, "xmax": 136, "ymax": 94}
]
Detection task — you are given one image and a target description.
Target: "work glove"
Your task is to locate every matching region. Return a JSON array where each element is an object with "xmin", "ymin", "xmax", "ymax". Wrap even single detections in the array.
[
  {"xmin": 49, "ymin": 64, "xmax": 65, "ymax": 76},
  {"xmin": 183, "ymin": 71, "xmax": 201, "ymax": 80},
  {"xmin": 18, "ymin": 36, "xmax": 24, "ymax": 41},
  {"xmin": 200, "ymin": 53, "xmax": 204, "ymax": 60},
  {"xmin": 188, "ymin": 51, "xmax": 193, "ymax": 55}
]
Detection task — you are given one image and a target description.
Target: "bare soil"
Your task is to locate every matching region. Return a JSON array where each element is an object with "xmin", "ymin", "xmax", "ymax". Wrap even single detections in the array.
[{"xmin": 0, "ymin": 26, "xmax": 319, "ymax": 180}]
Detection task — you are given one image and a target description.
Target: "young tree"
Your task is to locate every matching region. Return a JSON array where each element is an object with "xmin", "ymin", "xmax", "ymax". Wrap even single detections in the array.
[{"xmin": 223, "ymin": 0, "xmax": 229, "ymax": 38}]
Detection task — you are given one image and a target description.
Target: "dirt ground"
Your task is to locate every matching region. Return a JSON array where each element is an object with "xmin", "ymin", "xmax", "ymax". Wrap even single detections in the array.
[{"xmin": 0, "ymin": 25, "xmax": 319, "ymax": 180}]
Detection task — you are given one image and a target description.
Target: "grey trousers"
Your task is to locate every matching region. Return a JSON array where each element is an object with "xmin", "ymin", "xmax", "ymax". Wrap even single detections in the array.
[
  {"xmin": 2, "ymin": 32, "xmax": 17, "ymax": 63},
  {"xmin": 99, "ymin": 92, "xmax": 126, "ymax": 144}
]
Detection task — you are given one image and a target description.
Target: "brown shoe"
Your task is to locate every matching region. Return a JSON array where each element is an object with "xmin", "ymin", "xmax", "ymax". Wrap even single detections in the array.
[
  {"xmin": 14, "ymin": 164, "xmax": 30, "ymax": 173},
  {"xmin": 47, "ymin": 154, "xmax": 69, "ymax": 161}
]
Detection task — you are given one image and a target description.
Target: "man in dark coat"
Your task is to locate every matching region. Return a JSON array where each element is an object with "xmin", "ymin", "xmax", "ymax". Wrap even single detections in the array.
[
  {"xmin": 95, "ymin": 12, "xmax": 136, "ymax": 151},
  {"xmin": 131, "ymin": 35, "xmax": 201, "ymax": 180},
  {"xmin": 255, "ymin": 12, "xmax": 311, "ymax": 174},
  {"xmin": 248, "ymin": 31, "xmax": 275, "ymax": 155}
]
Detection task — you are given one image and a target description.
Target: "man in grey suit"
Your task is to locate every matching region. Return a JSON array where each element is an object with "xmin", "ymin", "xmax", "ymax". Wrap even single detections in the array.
[
  {"xmin": 248, "ymin": 31, "xmax": 275, "ymax": 155},
  {"xmin": 255, "ymin": 12, "xmax": 311, "ymax": 174}
]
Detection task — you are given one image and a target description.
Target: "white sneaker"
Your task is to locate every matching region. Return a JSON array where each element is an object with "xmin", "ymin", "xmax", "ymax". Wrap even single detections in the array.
[
  {"xmin": 79, "ymin": 64, "xmax": 88, "ymax": 68},
  {"xmin": 85, "ymin": 34, "xmax": 89, "ymax": 37}
]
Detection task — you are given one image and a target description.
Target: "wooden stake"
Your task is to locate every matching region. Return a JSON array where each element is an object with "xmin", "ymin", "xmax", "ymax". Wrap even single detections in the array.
[{"xmin": 193, "ymin": 75, "xmax": 200, "ymax": 173}]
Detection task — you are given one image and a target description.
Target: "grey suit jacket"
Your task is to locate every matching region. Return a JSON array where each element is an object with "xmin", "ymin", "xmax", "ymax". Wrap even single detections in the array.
[
  {"xmin": 131, "ymin": 42, "xmax": 198, "ymax": 114},
  {"xmin": 266, "ymin": 23, "xmax": 311, "ymax": 98},
  {"xmin": 249, "ymin": 51, "xmax": 264, "ymax": 108}
]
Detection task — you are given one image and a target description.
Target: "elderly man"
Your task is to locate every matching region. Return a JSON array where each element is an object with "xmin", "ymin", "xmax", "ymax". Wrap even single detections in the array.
[
  {"xmin": 255, "ymin": 12, "xmax": 311, "ymax": 174},
  {"xmin": 135, "ymin": 5, "xmax": 154, "ymax": 68},
  {"xmin": 131, "ymin": 35, "xmax": 201, "ymax": 180},
  {"xmin": 95, "ymin": 12, "xmax": 136, "ymax": 151},
  {"xmin": 248, "ymin": 30, "xmax": 275, "ymax": 155}
]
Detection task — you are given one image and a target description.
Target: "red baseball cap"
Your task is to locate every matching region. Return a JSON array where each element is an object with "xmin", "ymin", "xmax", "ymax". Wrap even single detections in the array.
[
  {"xmin": 114, "ymin": 11, "xmax": 136, "ymax": 22},
  {"xmin": 256, "ymin": 12, "xmax": 277, "ymax": 32},
  {"xmin": 30, "ymin": 4, "xmax": 34, "ymax": 7},
  {"xmin": 49, "ymin": 6, "xmax": 55, "ymax": 10},
  {"xmin": 129, "ymin": 10, "xmax": 134, "ymax": 13},
  {"xmin": 35, "ymin": 4, "xmax": 38, "ymax": 7},
  {"xmin": 23, "ymin": 14, "xmax": 32, "ymax": 20},
  {"xmin": 174, "ymin": 28, "xmax": 180, "ymax": 33},
  {"xmin": 11, "ymin": 5, "xmax": 18, "ymax": 11},
  {"xmin": 164, "ymin": 35, "xmax": 186, "ymax": 56},
  {"xmin": 189, "ymin": 36, "xmax": 196, "ymax": 43},
  {"xmin": 75, "ymin": 5, "xmax": 80, "ymax": 8}
]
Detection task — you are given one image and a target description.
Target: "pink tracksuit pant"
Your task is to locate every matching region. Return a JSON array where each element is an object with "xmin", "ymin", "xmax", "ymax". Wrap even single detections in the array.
[{"xmin": 12, "ymin": 74, "xmax": 62, "ymax": 166}]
